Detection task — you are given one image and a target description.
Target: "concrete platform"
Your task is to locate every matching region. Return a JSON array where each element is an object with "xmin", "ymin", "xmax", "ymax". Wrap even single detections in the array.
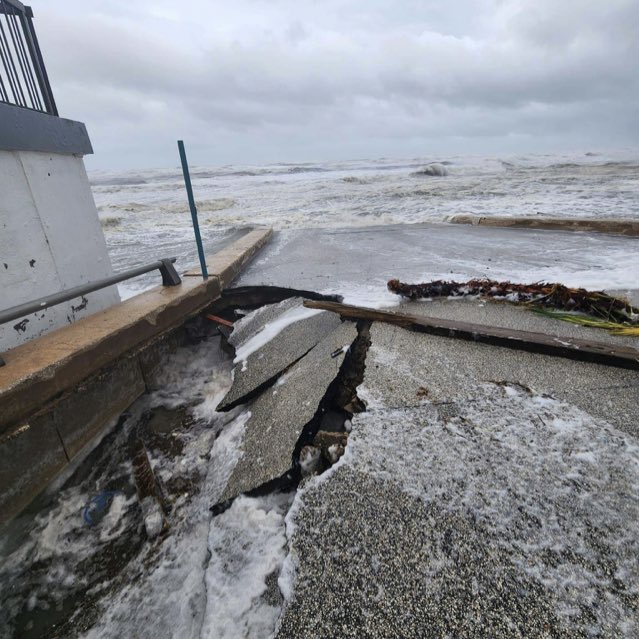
[
  {"xmin": 231, "ymin": 223, "xmax": 639, "ymax": 637},
  {"xmin": 0, "ymin": 227, "xmax": 271, "ymax": 527},
  {"xmin": 447, "ymin": 214, "xmax": 639, "ymax": 236},
  {"xmin": 277, "ymin": 319, "xmax": 639, "ymax": 638},
  {"xmin": 236, "ymin": 223, "xmax": 639, "ymax": 307}
]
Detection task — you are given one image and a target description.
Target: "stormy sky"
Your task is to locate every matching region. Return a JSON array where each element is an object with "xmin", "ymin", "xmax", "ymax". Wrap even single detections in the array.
[{"xmin": 36, "ymin": 0, "xmax": 639, "ymax": 169}]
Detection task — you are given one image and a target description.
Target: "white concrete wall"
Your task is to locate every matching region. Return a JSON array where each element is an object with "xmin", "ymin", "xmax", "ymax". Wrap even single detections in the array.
[{"xmin": 0, "ymin": 150, "xmax": 119, "ymax": 353}]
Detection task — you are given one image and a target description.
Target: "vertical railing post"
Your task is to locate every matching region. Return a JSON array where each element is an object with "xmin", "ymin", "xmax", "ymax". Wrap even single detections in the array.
[
  {"xmin": 22, "ymin": 7, "xmax": 57, "ymax": 115},
  {"xmin": 177, "ymin": 140, "xmax": 209, "ymax": 281}
]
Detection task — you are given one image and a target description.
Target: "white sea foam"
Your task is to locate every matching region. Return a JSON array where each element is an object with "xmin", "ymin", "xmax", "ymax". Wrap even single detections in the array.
[
  {"xmin": 92, "ymin": 151, "xmax": 639, "ymax": 281},
  {"xmin": 348, "ymin": 384, "xmax": 639, "ymax": 632},
  {"xmin": 200, "ymin": 492, "xmax": 293, "ymax": 639}
]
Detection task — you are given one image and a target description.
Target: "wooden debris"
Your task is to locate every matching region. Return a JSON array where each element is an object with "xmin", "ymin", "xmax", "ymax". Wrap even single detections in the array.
[
  {"xmin": 387, "ymin": 278, "xmax": 639, "ymax": 325},
  {"xmin": 131, "ymin": 438, "xmax": 168, "ymax": 539},
  {"xmin": 205, "ymin": 313, "xmax": 234, "ymax": 328},
  {"xmin": 303, "ymin": 300, "xmax": 639, "ymax": 371}
]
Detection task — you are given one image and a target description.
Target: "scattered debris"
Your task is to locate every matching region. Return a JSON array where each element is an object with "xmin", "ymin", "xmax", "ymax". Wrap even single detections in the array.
[
  {"xmin": 532, "ymin": 308, "xmax": 639, "ymax": 336},
  {"xmin": 82, "ymin": 490, "xmax": 121, "ymax": 527},
  {"xmin": 313, "ymin": 430, "xmax": 348, "ymax": 464},
  {"xmin": 299, "ymin": 446, "xmax": 322, "ymax": 477},
  {"xmin": 205, "ymin": 313, "xmax": 234, "ymax": 328},
  {"xmin": 387, "ymin": 278, "xmax": 639, "ymax": 325},
  {"xmin": 130, "ymin": 438, "xmax": 167, "ymax": 539}
]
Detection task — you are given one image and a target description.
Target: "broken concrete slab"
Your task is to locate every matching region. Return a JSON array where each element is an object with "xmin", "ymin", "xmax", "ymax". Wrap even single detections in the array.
[
  {"xmin": 218, "ymin": 320, "xmax": 357, "ymax": 503},
  {"xmin": 217, "ymin": 298, "xmax": 342, "ymax": 411},
  {"xmin": 277, "ymin": 382, "xmax": 639, "ymax": 638},
  {"xmin": 362, "ymin": 320, "xmax": 639, "ymax": 436}
]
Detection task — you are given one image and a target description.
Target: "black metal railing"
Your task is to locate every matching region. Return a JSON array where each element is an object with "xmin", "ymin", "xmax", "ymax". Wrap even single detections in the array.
[
  {"xmin": 0, "ymin": 0, "xmax": 57, "ymax": 115},
  {"xmin": 0, "ymin": 258, "xmax": 182, "ymax": 365}
]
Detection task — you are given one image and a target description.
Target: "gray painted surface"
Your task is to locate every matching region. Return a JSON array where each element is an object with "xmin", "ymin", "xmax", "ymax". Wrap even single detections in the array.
[{"xmin": 0, "ymin": 103, "xmax": 93, "ymax": 155}]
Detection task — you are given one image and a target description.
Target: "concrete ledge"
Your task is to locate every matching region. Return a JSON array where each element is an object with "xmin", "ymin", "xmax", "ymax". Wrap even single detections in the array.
[
  {"xmin": 0, "ymin": 103, "xmax": 93, "ymax": 155},
  {"xmin": 0, "ymin": 275, "xmax": 222, "ymax": 432},
  {"xmin": 0, "ymin": 228, "xmax": 272, "ymax": 526},
  {"xmin": 447, "ymin": 215, "xmax": 639, "ymax": 236},
  {"xmin": 0, "ymin": 229, "xmax": 272, "ymax": 432},
  {"xmin": 184, "ymin": 227, "xmax": 273, "ymax": 285}
]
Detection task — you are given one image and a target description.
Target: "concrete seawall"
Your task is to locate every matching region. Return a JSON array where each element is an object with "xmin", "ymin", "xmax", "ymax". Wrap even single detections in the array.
[
  {"xmin": 447, "ymin": 214, "xmax": 639, "ymax": 236},
  {"xmin": 0, "ymin": 228, "xmax": 271, "ymax": 528}
]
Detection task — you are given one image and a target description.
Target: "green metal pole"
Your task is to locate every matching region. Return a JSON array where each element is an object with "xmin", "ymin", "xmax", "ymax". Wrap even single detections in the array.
[{"xmin": 178, "ymin": 140, "xmax": 209, "ymax": 280}]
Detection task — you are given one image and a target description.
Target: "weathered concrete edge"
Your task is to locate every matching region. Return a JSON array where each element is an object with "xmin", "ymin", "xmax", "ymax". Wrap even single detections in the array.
[
  {"xmin": 0, "ymin": 228, "xmax": 273, "ymax": 432},
  {"xmin": 0, "ymin": 102, "xmax": 93, "ymax": 155},
  {"xmin": 447, "ymin": 215, "xmax": 639, "ymax": 236},
  {"xmin": 0, "ymin": 332, "xmax": 177, "ymax": 529},
  {"xmin": 184, "ymin": 227, "xmax": 273, "ymax": 285},
  {"xmin": 0, "ymin": 277, "xmax": 221, "ymax": 432},
  {"xmin": 0, "ymin": 228, "xmax": 272, "ymax": 527}
]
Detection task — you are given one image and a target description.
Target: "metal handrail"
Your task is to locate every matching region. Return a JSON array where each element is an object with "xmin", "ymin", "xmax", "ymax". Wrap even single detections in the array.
[
  {"xmin": 0, "ymin": 258, "xmax": 181, "ymax": 328},
  {"xmin": 0, "ymin": 1, "xmax": 57, "ymax": 115}
]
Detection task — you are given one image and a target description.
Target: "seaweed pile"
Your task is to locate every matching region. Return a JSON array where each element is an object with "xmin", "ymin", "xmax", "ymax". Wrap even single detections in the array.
[{"xmin": 387, "ymin": 278, "xmax": 639, "ymax": 336}]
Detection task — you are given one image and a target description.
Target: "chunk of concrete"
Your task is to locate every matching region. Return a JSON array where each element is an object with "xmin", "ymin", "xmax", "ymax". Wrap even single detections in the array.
[
  {"xmin": 217, "ymin": 298, "xmax": 342, "ymax": 411},
  {"xmin": 219, "ymin": 320, "xmax": 357, "ymax": 502}
]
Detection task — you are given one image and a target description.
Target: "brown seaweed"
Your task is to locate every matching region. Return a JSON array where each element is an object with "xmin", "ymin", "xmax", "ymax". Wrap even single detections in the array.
[{"xmin": 387, "ymin": 278, "xmax": 639, "ymax": 325}]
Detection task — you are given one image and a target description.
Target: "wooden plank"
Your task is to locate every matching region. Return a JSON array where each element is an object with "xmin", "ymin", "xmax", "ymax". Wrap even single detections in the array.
[{"xmin": 303, "ymin": 300, "xmax": 639, "ymax": 371}]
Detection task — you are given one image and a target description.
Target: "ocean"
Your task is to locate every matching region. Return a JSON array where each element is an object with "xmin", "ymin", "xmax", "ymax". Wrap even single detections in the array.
[{"xmin": 90, "ymin": 150, "xmax": 639, "ymax": 297}]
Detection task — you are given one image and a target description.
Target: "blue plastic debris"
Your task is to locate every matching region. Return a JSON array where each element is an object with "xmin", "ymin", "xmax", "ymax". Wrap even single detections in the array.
[{"xmin": 82, "ymin": 490, "xmax": 121, "ymax": 527}]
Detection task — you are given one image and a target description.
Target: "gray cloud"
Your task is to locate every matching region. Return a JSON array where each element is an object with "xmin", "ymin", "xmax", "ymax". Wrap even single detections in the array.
[{"xmin": 34, "ymin": 0, "xmax": 639, "ymax": 168}]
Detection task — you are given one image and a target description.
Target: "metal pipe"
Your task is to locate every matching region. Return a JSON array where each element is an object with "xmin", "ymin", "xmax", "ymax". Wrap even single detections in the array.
[
  {"xmin": 178, "ymin": 140, "xmax": 209, "ymax": 280},
  {"xmin": 0, "ymin": 257, "xmax": 181, "ymax": 327}
]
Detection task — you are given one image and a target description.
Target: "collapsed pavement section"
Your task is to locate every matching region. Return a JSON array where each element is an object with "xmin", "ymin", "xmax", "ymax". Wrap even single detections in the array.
[
  {"xmin": 1, "ymin": 283, "xmax": 638, "ymax": 638},
  {"xmin": 274, "ymin": 303, "xmax": 639, "ymax": 638}
]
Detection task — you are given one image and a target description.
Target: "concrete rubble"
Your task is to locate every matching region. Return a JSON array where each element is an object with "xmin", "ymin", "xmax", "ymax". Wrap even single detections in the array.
[
  {"xmin": 217, "ymin": 297, "xmax": 342, "ymax": 411},
  {"xmin": 217, "ymin": 318, "xmax": 357, "ymax": 504}
]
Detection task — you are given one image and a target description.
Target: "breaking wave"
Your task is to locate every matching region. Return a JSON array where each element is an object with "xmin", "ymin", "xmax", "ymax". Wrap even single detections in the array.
[{"xmin": 410, "ymin": 163, "xmax": 449, "ymax": 177}]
